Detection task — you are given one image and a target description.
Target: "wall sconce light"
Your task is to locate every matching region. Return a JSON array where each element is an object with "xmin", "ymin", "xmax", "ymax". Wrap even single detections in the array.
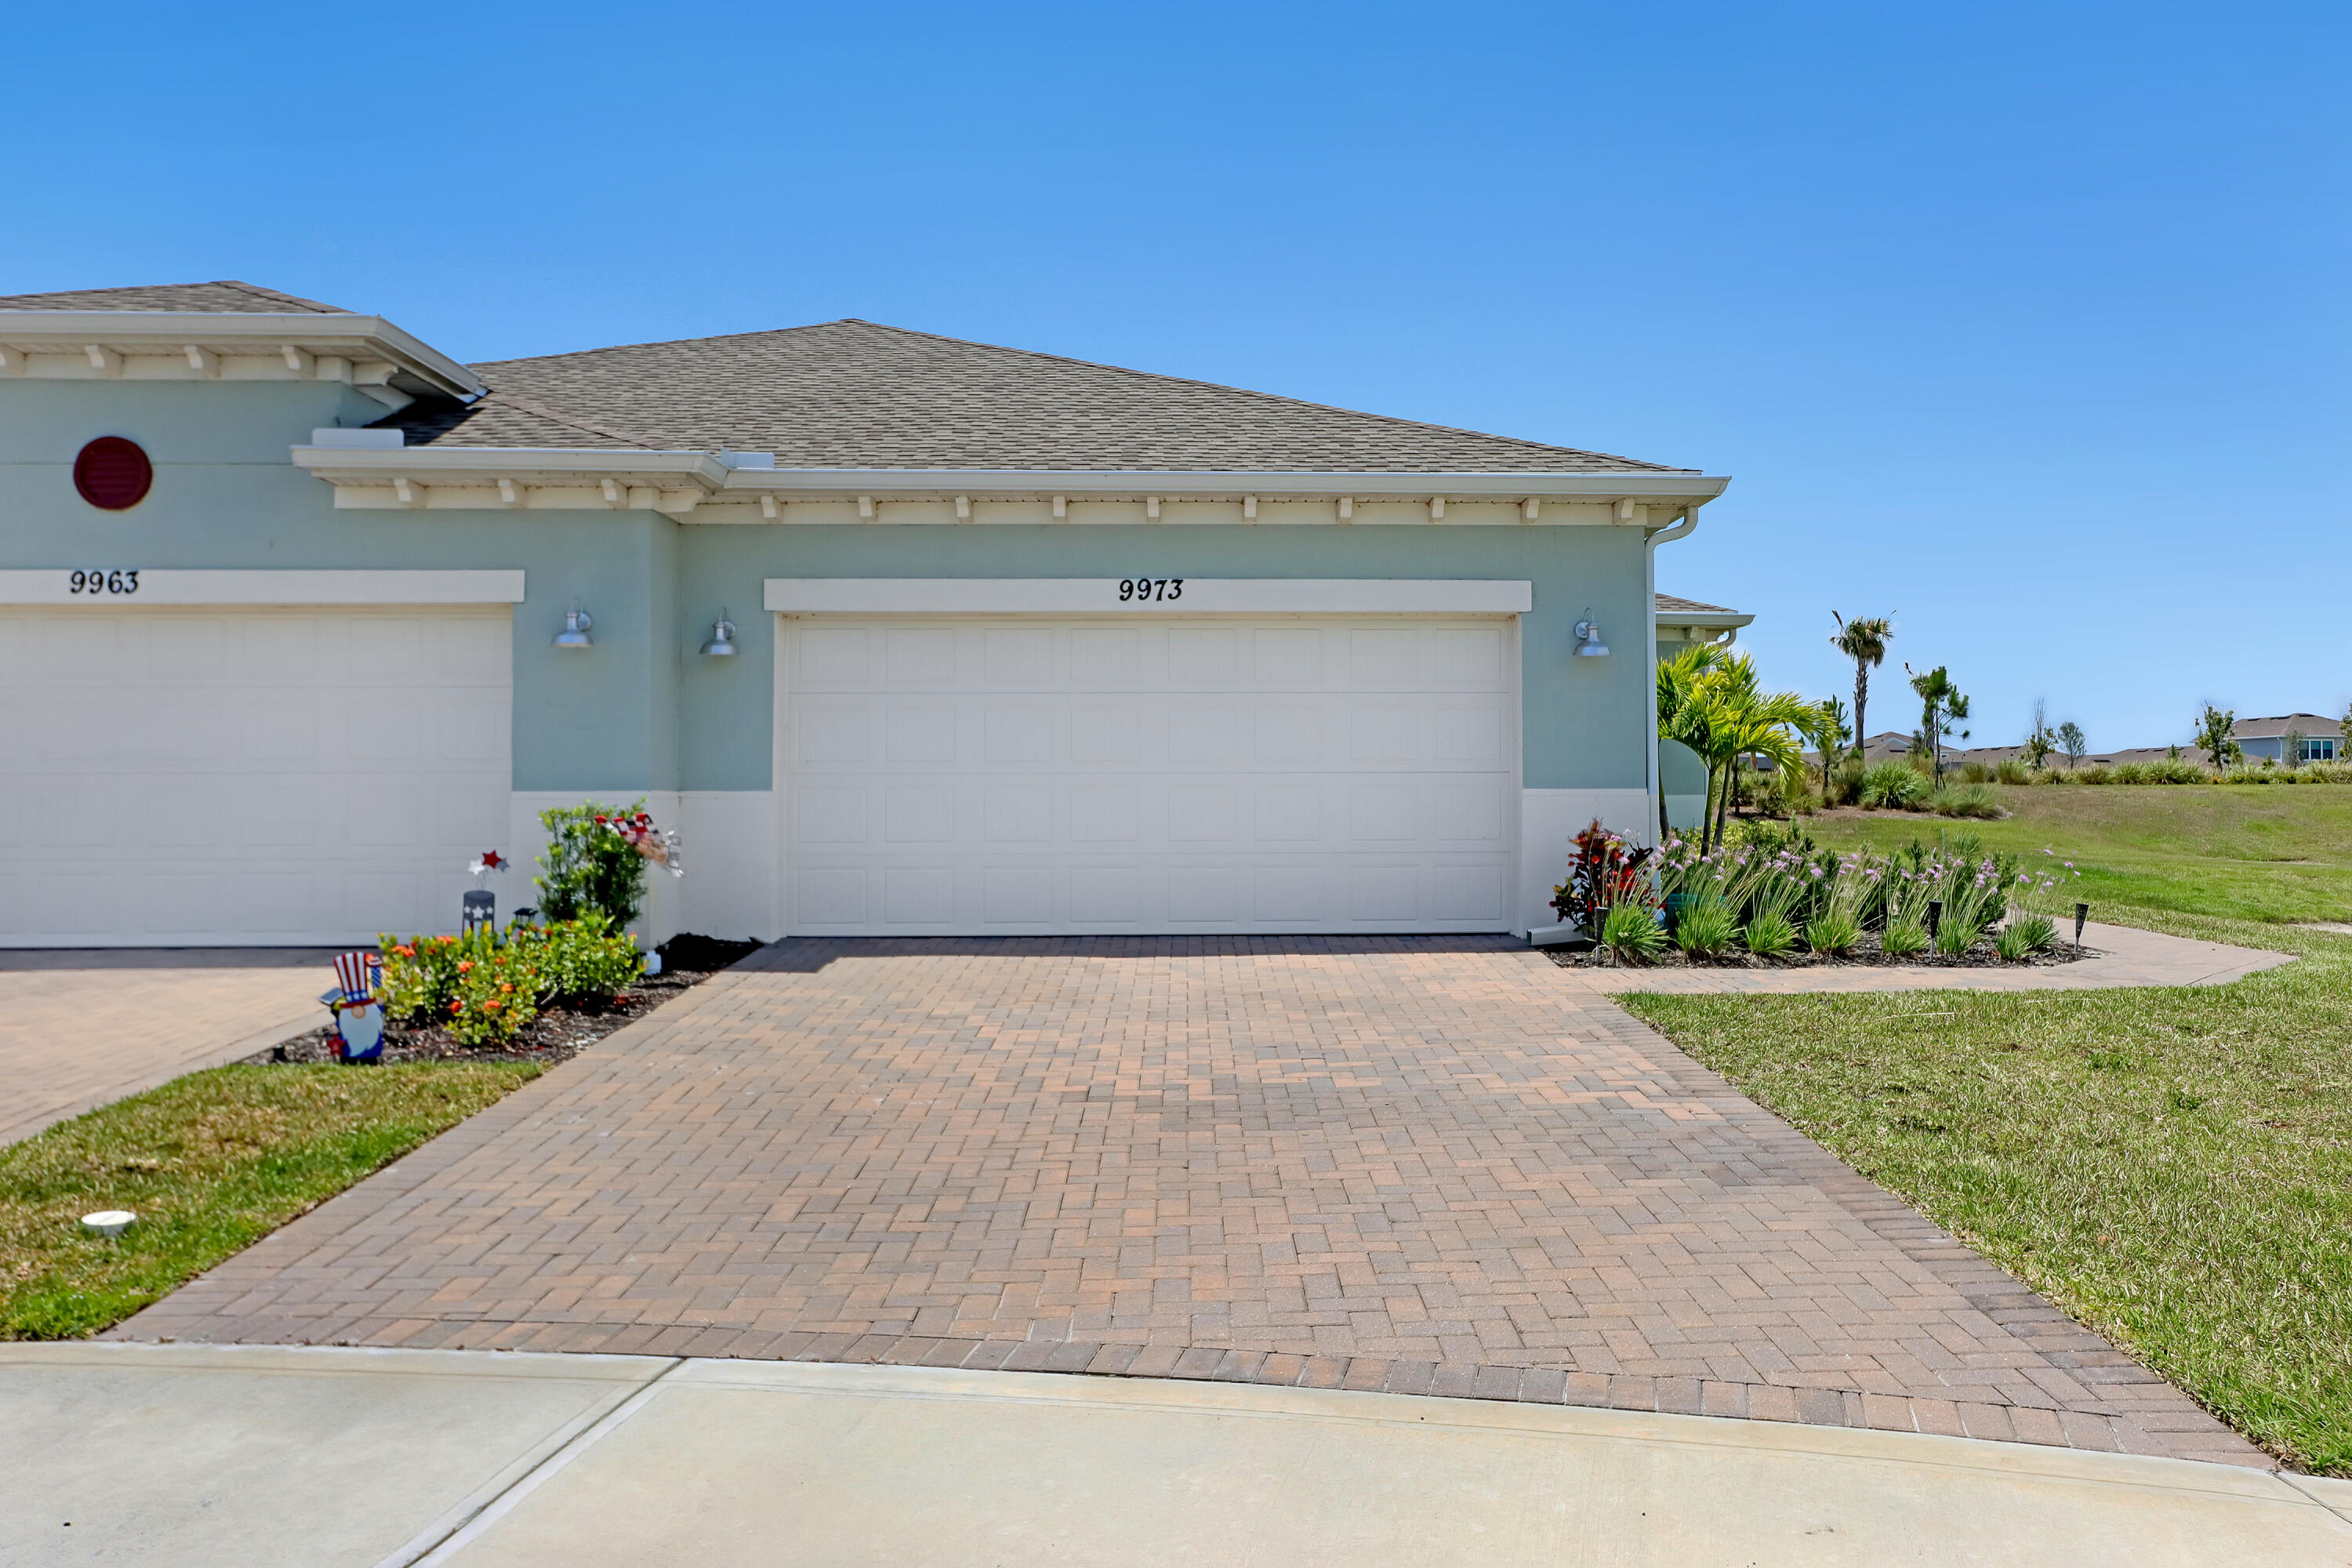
[
  {"xmin": 553, "ymin": 608, "xmax": 593, "ymax": 650},
  {"xmin": 701, "ymin": 612, "xmax": 738, "ymax": 657},
  {"xmin": 1573, "ymin": 612, "xmax": 1610, "ymax": 658}
]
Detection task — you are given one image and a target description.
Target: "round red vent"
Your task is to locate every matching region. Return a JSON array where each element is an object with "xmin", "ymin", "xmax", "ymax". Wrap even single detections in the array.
[{"xmin": 74, "ymin": 437, "xmax": 154, "ymax": 510}]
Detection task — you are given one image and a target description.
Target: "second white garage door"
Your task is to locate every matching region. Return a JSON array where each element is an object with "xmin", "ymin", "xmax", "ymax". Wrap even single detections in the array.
[{"xmin": 780, "ymin": 616, "xmax": 1519, "ymax": 935}]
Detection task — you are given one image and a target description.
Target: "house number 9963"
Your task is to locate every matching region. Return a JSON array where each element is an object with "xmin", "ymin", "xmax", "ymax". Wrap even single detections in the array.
[
  {"xmin": 69, "ymin": 570, "xmax": 140, "ymax": 595},
  {"xmin": 1118, "ymin": 578, "xmax": 1182, "ymax": 602}
]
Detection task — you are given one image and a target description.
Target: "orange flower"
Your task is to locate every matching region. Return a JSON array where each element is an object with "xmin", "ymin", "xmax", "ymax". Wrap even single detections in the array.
[
  {"xmin": 484, "ymin": 999, "xmax": 503, "ymax": 1011},
  {"xmin": 457, "ymin": 960, "xmax": 474, "ymax": 973}
]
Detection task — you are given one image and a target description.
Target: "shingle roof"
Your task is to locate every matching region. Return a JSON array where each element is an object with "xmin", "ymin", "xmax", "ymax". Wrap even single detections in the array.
[
  {"xmin": 0, "ymin": 279, "xmax": 350, "ymax": 314},
  {"xmin": 384, "ymin": 319, "xmax": 1692, "ymax": 474},
  {"xmin": 1654, "ymin": 593, "xmax": 1740, "ymax": 615},
  {"xmin": 2233, "ymin": 713, "xmax": 2344, "ymax": 739}
]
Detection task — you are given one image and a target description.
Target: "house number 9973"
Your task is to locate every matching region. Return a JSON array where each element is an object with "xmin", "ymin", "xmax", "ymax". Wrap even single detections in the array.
[
  {"xmin": 69, "ymin": 570, "xmax": 140, "ymax": 595},
  {"xmin": 1118, "ymin": 578, "xmax": 1181, "ymax": 602}
]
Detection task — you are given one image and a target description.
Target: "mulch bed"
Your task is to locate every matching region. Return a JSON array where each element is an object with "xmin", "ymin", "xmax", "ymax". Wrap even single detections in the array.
[
  {"xmin": 243, "ymin": 935, "xmax": 764, "ymax": 1069},
  {"xmin": 1548, "ymin": 933, "xmax": 2092, "ymax": 971}
]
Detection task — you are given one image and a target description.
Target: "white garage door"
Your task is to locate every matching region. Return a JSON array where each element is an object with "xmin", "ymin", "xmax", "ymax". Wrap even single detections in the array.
[
  {"xmin": 781, "ymin": 616, "xmax": 1518, "ymax": 935},
  {"xmin": 0, "ymin": 607, "xmax": 511, "ymax": 946}
]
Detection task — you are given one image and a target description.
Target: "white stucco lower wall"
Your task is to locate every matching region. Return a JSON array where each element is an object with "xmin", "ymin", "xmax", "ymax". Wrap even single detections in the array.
[
  {"xmin": 676, "ymin": 791, "xmax": 779, "ymax": 942},
  {"xmin": 1517, "ymin": 788, "xmax": 1653, "ymax": 934},
  {"xmin": 508, "ymin": 790, "xmax": 779, "ymax": 948}
]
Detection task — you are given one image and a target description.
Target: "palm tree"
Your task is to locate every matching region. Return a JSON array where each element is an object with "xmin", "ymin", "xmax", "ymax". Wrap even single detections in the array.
[
  {"xmin": 1805, "ymin": 697, "xmax": 1850, "ymax": 794},
  {"xmin": 1830, "ymin": 613, "xmax": 1894, "ymax": 760},
  {"xmin": 1656, "ymin": 643, "xmax": 1730, "ymax": 841},
  {"xmin": 1906, "ymin": 664, "xmax": 1970, "ymax": 784},
  {"xmin": 1663, "ymin": 650, "xmax": 1814, "ymax": 850}
]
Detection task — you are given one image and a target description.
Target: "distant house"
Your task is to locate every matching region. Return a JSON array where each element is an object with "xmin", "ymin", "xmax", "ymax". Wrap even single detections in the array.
[
  {"xmin": 1654, "ymin": 594, "xmax": 1755, "ymax": 830},
  {"xmin": 2231, "ymin": 714, "xmax": 2343, "ymax": 764},
  {"xmin": 1654, "ymin": 593, "xmax": 1753, "ymax": 657}
]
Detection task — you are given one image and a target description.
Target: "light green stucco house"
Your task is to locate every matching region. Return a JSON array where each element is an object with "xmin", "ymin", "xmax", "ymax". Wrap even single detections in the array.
[{"xmin": 0, "ymin": 281, "xmax": 1730, "ymax": 945}]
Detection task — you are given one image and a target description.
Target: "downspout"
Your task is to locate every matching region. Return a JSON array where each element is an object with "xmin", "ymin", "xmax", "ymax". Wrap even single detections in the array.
[{"xmin": 1645, "ymin": 505, "xmax": 1700, "ymax": 847}]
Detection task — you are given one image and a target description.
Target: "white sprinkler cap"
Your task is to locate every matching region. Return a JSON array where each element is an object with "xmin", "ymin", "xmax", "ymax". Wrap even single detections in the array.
[{"xmin": 81, "ymin": 1210, "xmax": 136, "ymax": 1237}]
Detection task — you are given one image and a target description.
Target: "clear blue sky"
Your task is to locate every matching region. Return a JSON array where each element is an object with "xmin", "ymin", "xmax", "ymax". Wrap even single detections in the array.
[{"xmin": 8, "ymin": 2, "xmax": 2344, "ymax": 750}]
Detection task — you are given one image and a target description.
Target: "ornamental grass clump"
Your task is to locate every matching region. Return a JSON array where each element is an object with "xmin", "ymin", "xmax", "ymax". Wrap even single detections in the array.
[
  {"xmin": 1931, "ymin": 783, "xmax": 2002, "ymax": 819},
  {"xmin": 1674, "ymin": 894, "xmax": 1741, "ymax": 958},
  {"xmin": 1996, "ymin": 916, "xmax": 2057, "ymax": 960},
  {"xmin": 1859, "ymin": 762, "xmax": 1932, "ymax": 810},
  {"xmin": 1879, "ymin": 917, "xmax": 1930, "ymax": 956},
  {"xmin": 1600, "ymin": 901, "xmax": 1668, "ymax": 964}
]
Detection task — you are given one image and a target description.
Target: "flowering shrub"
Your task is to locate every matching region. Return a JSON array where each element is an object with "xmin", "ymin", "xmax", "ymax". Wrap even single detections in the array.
[
  {"xmin": 377, "ymin": 933, "xmax": 472, "ymax": 1025},
  {"xmin": 448, "ymin": 942, "xmax": 543, "ymax": 1047},
  {"xmin": 1552, "ymin": 818, "xmax": 1655, "ymax": 933},
  {"xmin": 535, "ymin": 800, "xmax": 680, "ymax": 927},
  {"xmin": 510, "ymin": 912, "xmax": 642, "ymax": 1007}
]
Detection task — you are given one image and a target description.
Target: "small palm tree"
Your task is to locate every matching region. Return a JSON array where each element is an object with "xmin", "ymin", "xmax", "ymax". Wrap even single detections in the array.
[
  {"xmin": 1906, "ymin": 664, "xmax": 1971, "ymax": 784},
  {"xmin": 1807, "ymin": 697, "xmax": 1850, "ymax": 793},
  {"xmin": 1831, "ymin": 613, "xmax": 1893, "ymax": 760},
  {"xmin": 1655, "ymin": 642, "xmax": 1729, "ymax": 840},
  {"xmin": 1669, "ymin": 652, "xmax": 1815, "ymax": 849}
]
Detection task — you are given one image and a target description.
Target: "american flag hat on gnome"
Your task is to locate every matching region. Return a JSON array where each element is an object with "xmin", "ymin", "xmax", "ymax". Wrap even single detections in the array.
[{"xmin": 333, "ymin": 951, "xmax": 383, "ymax": 1004}]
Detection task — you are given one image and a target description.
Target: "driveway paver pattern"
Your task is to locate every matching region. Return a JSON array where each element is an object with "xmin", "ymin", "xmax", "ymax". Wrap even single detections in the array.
[{"xmin": 115, "ymin": 938, "xmax": 2262, "ymax": 1468}]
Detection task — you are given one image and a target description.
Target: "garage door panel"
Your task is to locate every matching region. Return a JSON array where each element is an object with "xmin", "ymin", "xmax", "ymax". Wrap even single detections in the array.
[
  {"xmin": 1069, "ymin": 629, "xmax": 1142, "ymax": 684},
  {"xmin": 782, "ymin": 616, "xmax": 1515, "ymax": 935},
  {"xmin": 1167, "ymin": 629, "xmax": 1242, "ymax": 684},
  {"xmin": 2, "ymin": 608, "xmax": 511, "ymax": 946}
]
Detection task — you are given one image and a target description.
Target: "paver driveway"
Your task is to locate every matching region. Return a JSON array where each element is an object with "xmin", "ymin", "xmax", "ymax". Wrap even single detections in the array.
[{"xmin": 118, "ymin": 938, "xmax": 2259, "ymax": 1466}]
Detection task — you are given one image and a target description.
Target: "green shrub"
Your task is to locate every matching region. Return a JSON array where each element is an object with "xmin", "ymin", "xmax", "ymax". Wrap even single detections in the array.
[
  {"xmin": 377, "ymin": 933, "xmax": 474, "ymax": 1025},
  {"xmin": 2075, "ymin": 764, "xmax": 2112, "ymax": 784},
  {"xmin": 1994, "ymin": 924, "xmax": 2037, "ymax": 961},
  {"xmin": 2154, "ymin": 758, "xmax": 2208, "ymax": 784},
  {"xmin": 1823, "ymin": 756, "xmax": 1866, "ymax": 808},
  {"xmin": 2110, "ymin": 761, "xmax": 2153, "ymax": 784},
  {"xmin": 1880, "ymin": 918, "xmax": 1929, "ymax": 957},
  {"xmin": 1744, "ymin": 905, "xmax": 1798, "ymax": 958},
  {"xmin": 1931, "ymin": 783, "xmax": 2002, "ymax": 819},
  {"xmin": 1600, "ymin": 901, "xmax": 1667, "ymax": 964},
  {"xmin": 535, "ymin": 800, "xmax": 656, "ymax": 927},
  {"xmin": 1957, "ymin": 761, "xmax": 1991, "ymax": 784},
  {"xmin": 1806, "ymin": 907, "xmax": 1860, "ymax": 956},
  {"xmin": 447, "ymin": 943, "xmax": 543, "ymax": 1047},
  {"xmin": 513, "ymin": 913, "xmax": 643, "ymax": 1007},
  {"xmin": 1675, "ymin": 895, "xmax": 1740, "ymax": 958},
  {"xmin": 1859, "ymin": 762, "xmax": 1931, "ymax": 809},
  {"xmin": 1994, "ymin": 757, "xmax": 2033, "ymax": 785}
]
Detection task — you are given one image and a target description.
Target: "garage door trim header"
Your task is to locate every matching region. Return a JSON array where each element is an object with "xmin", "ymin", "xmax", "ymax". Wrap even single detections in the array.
[
  {"xmin": 764, "ymin": 579, "xmax": 1533, "ymax": 616},
  {"xmin": 0, "ymin": 569, "xmax": 526, "ymax": 605}
]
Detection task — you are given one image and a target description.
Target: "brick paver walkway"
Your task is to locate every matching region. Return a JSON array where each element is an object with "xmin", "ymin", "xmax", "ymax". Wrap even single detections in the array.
[
  {"xmin": 0, "ymin": 949, "xmax": 332, "ymax": 1147},
  {"xmin": 116, "ymin": 938, "xmax": 2263, "ymax": 1468}
]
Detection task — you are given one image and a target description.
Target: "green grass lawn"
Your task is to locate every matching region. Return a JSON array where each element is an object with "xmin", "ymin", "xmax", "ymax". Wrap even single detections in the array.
[
  {"xmin": 0, "ymin": 1060, "xmax": 541, "ymax": 1339},
  {"xmin": 1627, "ymin": 787, "xmax": 2352, "ymax": 1471},
  {"xmin": 1799, "ymin": 784, "xmax": 2352, "ymax": 924}
]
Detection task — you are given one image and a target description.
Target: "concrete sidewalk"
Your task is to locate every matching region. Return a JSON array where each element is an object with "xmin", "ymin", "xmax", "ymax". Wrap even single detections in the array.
[{"xmin": 1, "ymin": 1343, "xmax": 2342, "ymax": 1567}]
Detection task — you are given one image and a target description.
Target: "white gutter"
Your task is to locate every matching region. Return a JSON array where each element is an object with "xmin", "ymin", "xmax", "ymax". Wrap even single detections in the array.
[
  {"xmin": 0, "ymin": 310, "xmax": 484, "ymax": 397},
  {"xmin": 292, "ymin": 445, "xmax": 728, "ymax": 483},
  {"xmin": 289, "ymin": 448, "xmax": 1731, "ymax": 503},
  {"xmin": 1645, "ymin": 507, "xmax": 1701, "ymax": 847}
]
